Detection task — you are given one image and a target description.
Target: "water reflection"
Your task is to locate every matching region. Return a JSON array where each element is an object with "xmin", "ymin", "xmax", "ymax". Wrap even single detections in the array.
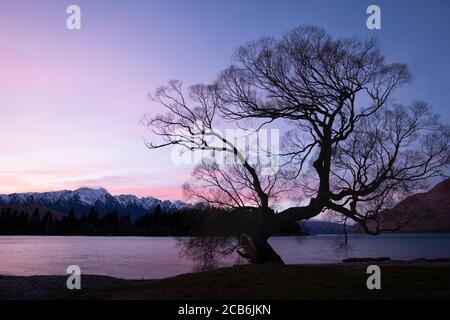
[
  {"xmin": 176, "ymin": 236, "xmax": 244, "ymax": 271},
  {"xmin": 0, "ymin": 234, "xmax": 449, "ymax": 279}
]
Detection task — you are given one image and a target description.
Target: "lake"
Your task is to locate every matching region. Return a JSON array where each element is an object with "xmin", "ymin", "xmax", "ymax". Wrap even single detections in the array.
[{"xmin": 0, "ymin": 234, "xmax": 449, "ymax": 279}]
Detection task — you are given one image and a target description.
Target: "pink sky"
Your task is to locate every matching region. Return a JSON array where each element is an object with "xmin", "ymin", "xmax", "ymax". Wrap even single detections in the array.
[
  {"xmin": 0, "ymin": 1, "xmax": 203, "ymax": 199},
  {"xmin": 1, "ymin": 1, "xmax": 449, "ymax": 200}
]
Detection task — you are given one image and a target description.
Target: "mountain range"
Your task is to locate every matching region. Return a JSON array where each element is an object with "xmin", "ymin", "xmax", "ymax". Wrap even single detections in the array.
[
  {"xmin": 0, "ymin": 187, "xmax": 190, "ymax": 221},
  {"xmin": 1, "ymin": 178, "xmax": 449, "ymax": 231}
]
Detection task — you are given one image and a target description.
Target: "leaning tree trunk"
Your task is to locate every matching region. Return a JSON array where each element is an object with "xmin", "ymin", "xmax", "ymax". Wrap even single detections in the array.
[
  {"xmin": 237, "ymin": 212, "xmax": 284, "ymax": 264},
  {"xmin": 238, "ymin": 233, "xmax": 284, "ymax": 264}
]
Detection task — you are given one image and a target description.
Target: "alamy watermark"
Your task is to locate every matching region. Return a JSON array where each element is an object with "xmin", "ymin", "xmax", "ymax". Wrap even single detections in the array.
[
  {"xmin": 64, "ymin": 5, "xmax": 380, "ymax": 31},
  {"xmin": 367, "ymin": 5, "xmax": 381, "ymax": 30},
  {"xmin": 66, "ymin": 265, "xmax": 81, "ymax": 290},
  {"xmin": 170, "ymin": 126, "xmax": 280, "ymax": 176},
  {"xmin": 366, "ymin": 265, "xmax": 381, "ymax": 290},
  {"xmin": 66, "ymin": 4, "xmax": 81, "ymax": 30}
]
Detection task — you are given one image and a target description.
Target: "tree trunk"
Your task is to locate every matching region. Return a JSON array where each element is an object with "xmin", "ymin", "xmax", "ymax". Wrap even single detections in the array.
[
  {"xmin": 237, "ymin": 211, "xmax": 285, "ymax": 264},
  {"xmin": 237, "ymin": 233, "xmax": 284, "ymax": 264},
  {"xmin": 253, "ymin": 235, "xmax": 285, "ymax": 264}
]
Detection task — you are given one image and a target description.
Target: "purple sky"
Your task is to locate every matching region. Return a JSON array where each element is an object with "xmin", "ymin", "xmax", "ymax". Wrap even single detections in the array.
[{"xmin": 1, "ymin": 0, "xmax": 449, "ymax": 199}]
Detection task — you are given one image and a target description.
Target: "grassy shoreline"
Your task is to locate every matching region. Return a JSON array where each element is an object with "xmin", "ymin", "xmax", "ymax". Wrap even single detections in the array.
[{"xmin": 1, "ymin": 261, "xmax": 450, "ymax": 300}]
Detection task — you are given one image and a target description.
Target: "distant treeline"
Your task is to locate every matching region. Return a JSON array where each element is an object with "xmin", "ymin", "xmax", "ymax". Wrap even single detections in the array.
[{"xmin": 0, "ymin": 205, "xmax": 301, "ymax": 236}]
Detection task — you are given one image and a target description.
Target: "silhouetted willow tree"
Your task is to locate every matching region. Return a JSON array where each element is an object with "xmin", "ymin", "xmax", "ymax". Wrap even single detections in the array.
[{"xmin": 144, "ymin": 26, "xmax": 450, "ymax": 264}]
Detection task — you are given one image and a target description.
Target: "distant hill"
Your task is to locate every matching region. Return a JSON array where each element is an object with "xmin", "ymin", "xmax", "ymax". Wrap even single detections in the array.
[
  {"xmin": 301, "ymin": 178, "xmax": 450, "ymax": 234},
  {"xmin": 0, "ymin": 203, "xmax": 65, "ymax": 221},
  {"xmin": 371, "ymin": 178, "xmax": 450, "ymax": 233},
  {"xmin": 0, "ymin": 188, "xmax": 191, "ymax": 221},
  {"xmin": 299, "ymin": 219, "xmax": 350, "ymax": 235}
]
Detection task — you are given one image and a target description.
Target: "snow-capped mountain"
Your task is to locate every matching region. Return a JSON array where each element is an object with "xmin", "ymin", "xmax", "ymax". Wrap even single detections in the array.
[{"xmin": 0, "ymin": 188, "xmax": 190, "ymax": 221}]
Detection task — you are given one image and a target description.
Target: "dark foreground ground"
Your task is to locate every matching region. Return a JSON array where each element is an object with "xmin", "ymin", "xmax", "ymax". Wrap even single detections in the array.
[{"xmin": 1, "ymin": 262, "xmax": 450, "ymax": 300}]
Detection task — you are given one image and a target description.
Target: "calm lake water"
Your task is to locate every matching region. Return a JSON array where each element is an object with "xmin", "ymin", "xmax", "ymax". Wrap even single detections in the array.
[{"xmin": 0, "ymin": 234, "xmax": 449, "ymax": 279}]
